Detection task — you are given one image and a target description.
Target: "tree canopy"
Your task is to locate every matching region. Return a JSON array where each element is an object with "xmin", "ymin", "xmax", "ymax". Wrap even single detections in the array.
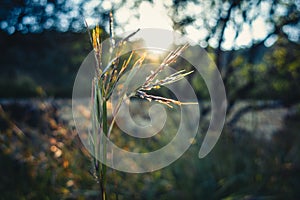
[{"xmin": 1, "ymin": 0, "xmax": 299, "ymax": 108}]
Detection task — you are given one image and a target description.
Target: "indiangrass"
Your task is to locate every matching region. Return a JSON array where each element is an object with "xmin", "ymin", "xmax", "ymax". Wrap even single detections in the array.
[{"xmin": 86, "ymin": 11, "xmax": 195, "ymax": 200}]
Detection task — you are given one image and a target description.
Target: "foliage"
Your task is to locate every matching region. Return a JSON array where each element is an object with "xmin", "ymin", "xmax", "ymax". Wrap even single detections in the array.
[
  {"xmin": 0, "ymin": 0, "xmax": 300, "ymax": 199},
  {"xmin": 0, "ymin": 101, "xmax": 96, "ymax": 199},
  {"xmin": 0, "ymin": 30, "xmax": 91, "ymax": 97},
  {"xmin": 1, "ymin": 100, "xmax": 300, "ymax": 199}
]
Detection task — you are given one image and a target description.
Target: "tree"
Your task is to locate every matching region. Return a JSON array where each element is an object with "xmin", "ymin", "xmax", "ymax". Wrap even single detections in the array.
[
  {"xmin": 164, "ymin": 0, "xmax": 300, "ymax": 119},
  {"xmin": 1, "ymin": 0, "xmax": 299, "ymax": 117},
  {"xmin": 0, "ymin": 0, "xmax": 123, "ymax": 34}
]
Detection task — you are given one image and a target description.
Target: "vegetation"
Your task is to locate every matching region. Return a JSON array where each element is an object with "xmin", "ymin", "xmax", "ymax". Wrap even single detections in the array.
[
  {"xmin": 1, "ymin": 101, "xmax": 300, "ymax": 199},
  {"xmin": 0, "ymin": 0, "xmax": 299, "ymax": 199}
]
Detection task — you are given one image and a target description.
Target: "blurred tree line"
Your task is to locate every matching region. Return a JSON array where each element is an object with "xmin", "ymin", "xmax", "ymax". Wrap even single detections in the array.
[
  {"xmin": 0, "ymin": 30, "xmax": 91, "ymax": 97},
  {"xmin": 166, "ymin": 0, "xmax": 300, "ymax": 116},
  {"xmin": 0, "ymin": 0, "xmax": 299, "ymax": 97},
  {"xmin": 0, "ymin": 0, "xmax": 299, "ymax": 109}
]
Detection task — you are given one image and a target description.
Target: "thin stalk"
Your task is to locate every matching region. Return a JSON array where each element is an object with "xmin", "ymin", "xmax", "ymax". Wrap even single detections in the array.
[{"xmin": 100, "ymin": 98, "xmax": 108, "ymax": 200}]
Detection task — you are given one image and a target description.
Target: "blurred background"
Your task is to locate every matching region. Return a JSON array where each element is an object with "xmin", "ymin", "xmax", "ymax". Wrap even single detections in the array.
[{"xmin": 0, "ymin": 0, "xmax": 300, "ymax": 199}]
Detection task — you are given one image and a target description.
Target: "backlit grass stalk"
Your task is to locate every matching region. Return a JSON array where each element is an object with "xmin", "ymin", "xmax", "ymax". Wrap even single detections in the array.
[{"xmin": 87, "ymin": 11, "xmax": 195, "ymax": 200}]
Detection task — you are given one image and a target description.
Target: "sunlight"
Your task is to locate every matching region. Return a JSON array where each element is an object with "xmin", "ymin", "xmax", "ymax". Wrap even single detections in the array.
[
  {"xmin": 83, "ymin": 0, "xmax": 273, "ymax": 50},
  {"xmin": 115, "ymin": 0, "xmax": 174, "ymax": 52},
  {"xmin": 113, "ymin": 0, "xmax": 271, "ymax": 50}
]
